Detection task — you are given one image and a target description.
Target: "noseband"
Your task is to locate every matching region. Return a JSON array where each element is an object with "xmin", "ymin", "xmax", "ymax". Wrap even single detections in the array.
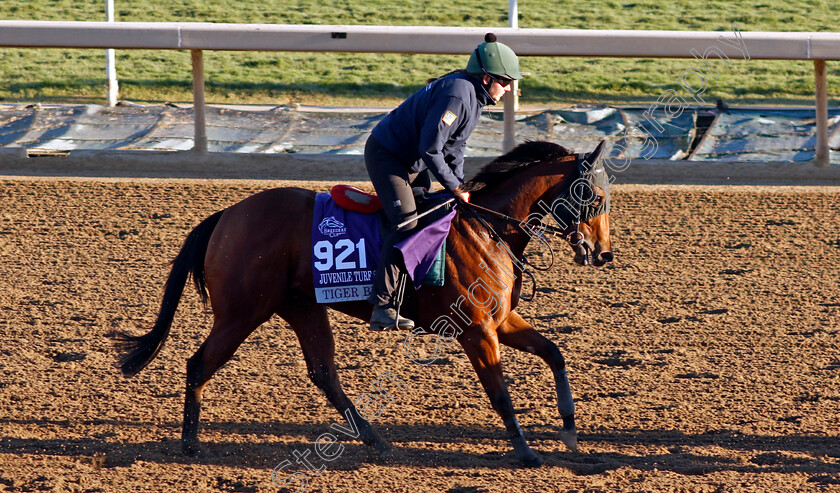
[
  {"xmin": 550, "ymin": 151, "xmax": 611, "ymax": 245},
  {"xmin": 563, "ymin": 174, "xmax": 588, "ymax": 248}
]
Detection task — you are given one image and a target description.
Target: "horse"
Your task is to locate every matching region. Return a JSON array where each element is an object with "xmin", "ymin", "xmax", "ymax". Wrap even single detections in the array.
[{"xmin": 115, "ymin": 139, "xmax": 614, "ymax": 468}]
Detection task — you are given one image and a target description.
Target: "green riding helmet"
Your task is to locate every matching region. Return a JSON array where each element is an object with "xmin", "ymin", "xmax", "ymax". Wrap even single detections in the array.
[{"xmin": 466, "ymin": 33, "xmax": 522, "ymax": 81}]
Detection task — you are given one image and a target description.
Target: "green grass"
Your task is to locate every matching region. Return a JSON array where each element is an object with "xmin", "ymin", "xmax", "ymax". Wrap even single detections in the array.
[{"xmin": 1, "ymin": 0, "xmax": 838, "ymax": 107}]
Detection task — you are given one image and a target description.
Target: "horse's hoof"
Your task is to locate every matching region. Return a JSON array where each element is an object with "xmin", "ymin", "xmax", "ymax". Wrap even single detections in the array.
[
  {"xmin": 362, "ymin": 440, "xmax": 396, "ymax": 465},
  {"xmin": 182, "ymin": 441, "xmax": 203, "ymax": 457},
  {"xmin": 520, "ymin": 453, "xmax": 544, "ymax": 468},
  {"xmin": 373, "ymin": 445, "xmax": 398, "ymax": 464},
  {"xmin": 374, "ymin": 440, "xmax": 393, "ymax": 456},
  {"xmin": 559, "ymin": 428, "xmax": 578, "ymax": 452}
]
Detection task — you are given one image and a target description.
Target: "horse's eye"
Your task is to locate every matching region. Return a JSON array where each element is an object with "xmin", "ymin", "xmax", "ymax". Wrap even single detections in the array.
[{"xmin": 592, "ymin": 195, "xmax": 603, "ymax": 206}]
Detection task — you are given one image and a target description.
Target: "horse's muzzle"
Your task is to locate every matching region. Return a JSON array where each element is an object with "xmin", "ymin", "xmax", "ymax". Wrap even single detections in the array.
[{"xmin": 592, "ymin": 250, "xmax": 614, "ymax": 266}]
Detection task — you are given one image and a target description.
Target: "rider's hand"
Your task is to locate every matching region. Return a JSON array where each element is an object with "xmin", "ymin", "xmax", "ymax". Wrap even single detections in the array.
[{"xmin": 453, "ymin": 187, "xmax": 470, "ymax": 203}]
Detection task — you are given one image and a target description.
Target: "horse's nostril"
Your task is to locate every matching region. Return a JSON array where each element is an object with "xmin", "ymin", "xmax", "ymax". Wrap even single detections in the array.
[{"xmin": 600, "ymin": 251, "xmax": 614, "ymax": 262}]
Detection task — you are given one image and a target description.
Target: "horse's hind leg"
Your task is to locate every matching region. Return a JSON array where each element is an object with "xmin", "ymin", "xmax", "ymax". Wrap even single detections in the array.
[
  {"xmin": 496, "ymin": 311, "xmax": 577, "ymax": 451},
  {"xmin": 182, "ymin": 314, "xmax": 265, "ymax": 455},
  {"xmin": 459, "ymin": 328, "xmax": 543, "ymax": 467},
  {"xmin": 279, "ymin": 299, "xmax": 391, "ymax": 454}
]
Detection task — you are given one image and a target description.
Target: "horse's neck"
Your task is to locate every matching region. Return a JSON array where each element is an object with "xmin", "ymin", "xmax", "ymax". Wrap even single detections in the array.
[
  {"xmin": 477, "ymin": 187, "xmax": 543, "ymax": 220},
  {"xmin": 472, "ymin": 162, "xmax": 575, "ymax": 254},
  {"xmin": 476, "ymin": 160, "xmax": 575, "ymax": 218}
]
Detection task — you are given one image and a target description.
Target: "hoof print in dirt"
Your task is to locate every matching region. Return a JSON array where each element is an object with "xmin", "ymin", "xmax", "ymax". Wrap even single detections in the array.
[
  {"xmin": 594, "ymin": 350, "xmax": 642, "ymax": 368},
  {"xmin": 674, "ymin": 372, "xmax": 719, "ymax": 379},
  {"xmin": 808, "ymin": 475, "xmax": 840, "ymax": 486},
  {"xmin": 50, "ymin": 351, "xmax": 86, "ymax": 362}
]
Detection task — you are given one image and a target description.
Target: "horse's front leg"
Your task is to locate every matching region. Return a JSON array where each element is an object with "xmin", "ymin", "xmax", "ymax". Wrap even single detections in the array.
[
  {"xmin": 496, "ymin": 311, "xmax": 577, "ymax": 451},
  {"xmin": 459, "ymin": 328, "xmax": 543, "ymax": 467}
]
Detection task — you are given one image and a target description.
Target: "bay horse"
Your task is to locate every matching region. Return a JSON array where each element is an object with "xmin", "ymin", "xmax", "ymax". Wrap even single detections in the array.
[{"xmin": 116, "ymin": 140, "xmax": 613, "ymax": 467}]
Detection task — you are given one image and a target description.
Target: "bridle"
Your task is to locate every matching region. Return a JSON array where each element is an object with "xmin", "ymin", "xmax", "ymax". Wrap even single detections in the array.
[
  {"xmin": 460, "ymin": 200, "xmax": 580, "ymax": 258},
  {"xmin": 457, "ymin": 152, "xmax": 602, "ymax": 300},
  {"xmin": 460, "ymin": 152, "xmax": 597, "ymax": 249}
]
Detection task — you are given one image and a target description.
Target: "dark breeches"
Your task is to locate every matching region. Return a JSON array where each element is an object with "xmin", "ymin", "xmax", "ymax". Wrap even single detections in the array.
[{"xmin": 364, "ymin": 136, "xmax": 431, "ymax": 307}]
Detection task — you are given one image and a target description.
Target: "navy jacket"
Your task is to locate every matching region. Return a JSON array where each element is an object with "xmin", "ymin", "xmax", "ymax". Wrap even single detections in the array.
[{"xmin": 371, "ymin": 72, "xmax": 495, "ymax": 192}]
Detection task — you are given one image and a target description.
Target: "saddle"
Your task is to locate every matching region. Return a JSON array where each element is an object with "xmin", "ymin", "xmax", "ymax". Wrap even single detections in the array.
[
  {"xmin": 330, "ymin": 185, "xmax": 383, "ymax": 214},
  {"xmin": 330, "ymin": 184, "xmax": 453, "ymax": 221}
]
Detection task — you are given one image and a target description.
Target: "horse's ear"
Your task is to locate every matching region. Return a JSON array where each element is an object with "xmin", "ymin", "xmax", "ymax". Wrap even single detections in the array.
[{"xmin": 581, "ymin": 140, "xmax": 607, "ymax": 171}]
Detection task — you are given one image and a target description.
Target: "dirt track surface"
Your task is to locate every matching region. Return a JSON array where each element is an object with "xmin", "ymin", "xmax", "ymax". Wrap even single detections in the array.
[{"xmin": 0, "ymin": 176, "xmax": 839, "ymax": 492}]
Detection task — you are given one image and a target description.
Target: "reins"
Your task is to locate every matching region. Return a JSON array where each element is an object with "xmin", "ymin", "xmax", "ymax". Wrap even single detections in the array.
[
  {"xmin": 456, "ymin": 154, "xmax": 599, "ymax": 301},
  {"xmin": 459, "ymin": 158, "xmax": 592, "ymax": 255},
  {"xmin": 463, "ymin": 201, "xmax": 562, "ymax": 236},
  {"xmin": 458, "ymin": 200, "xmax": 565, "ymax": 302},
  {"xmin": 460, "ymin": 198, "xmax": 588, "ymax": 260}
]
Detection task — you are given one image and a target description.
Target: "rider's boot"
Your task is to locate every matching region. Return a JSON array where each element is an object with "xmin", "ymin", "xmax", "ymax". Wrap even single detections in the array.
[{"xmin": 369, "ymin": 304, "xmax": 414, "ymax": 331}]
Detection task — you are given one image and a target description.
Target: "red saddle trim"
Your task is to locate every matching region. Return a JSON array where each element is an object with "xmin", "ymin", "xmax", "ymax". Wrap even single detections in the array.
[{"xmin": 330, "ymin": 185, "xmax": 383, "ymax": 214}]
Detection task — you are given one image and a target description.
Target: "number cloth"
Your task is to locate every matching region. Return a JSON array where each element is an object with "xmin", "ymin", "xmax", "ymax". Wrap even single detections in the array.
[
  {"xmin": 312, "ymin": 193, "xmax": 383, "ymax": 303},
  {"xmin": 311, "ymin": 193, "xmax": 450, "ymax": 303}
]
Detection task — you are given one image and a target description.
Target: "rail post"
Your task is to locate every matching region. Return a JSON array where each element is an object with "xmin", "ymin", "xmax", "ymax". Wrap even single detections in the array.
[
  {"xmin": 105, "ymin": 0, "xmax": 118, "ymax": 107},
  {"xmin": 814, "ymin": 59, "xmax": 829, "ymax": 167},
  {"xmin": 191, "ymin": 49, "xmax": 208, "ymax": 154},
  {"xmin": 503, "ymin": 0, "xmax": 519, "ymax": 153}
]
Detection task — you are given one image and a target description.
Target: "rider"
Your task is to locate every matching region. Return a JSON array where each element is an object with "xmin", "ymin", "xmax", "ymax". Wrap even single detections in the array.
[{"xmin": 364, "ymin": 33, "xmax": 522, "ymax": 331}]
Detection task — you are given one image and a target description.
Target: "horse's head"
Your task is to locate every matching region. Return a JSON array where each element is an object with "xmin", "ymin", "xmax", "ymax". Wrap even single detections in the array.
[
  {"xmin": 550, "ymin": 141, "xmax": 613, "ymax": 267},
  {"xmin": 461, "ymin": 139, "xmax": 613, "ymax": 267}
]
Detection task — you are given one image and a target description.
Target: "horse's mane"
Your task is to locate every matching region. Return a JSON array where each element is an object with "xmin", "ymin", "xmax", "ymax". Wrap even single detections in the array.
[{"xmin": 460, "ymin": 141, "xmax": 574, "ymax": 193}]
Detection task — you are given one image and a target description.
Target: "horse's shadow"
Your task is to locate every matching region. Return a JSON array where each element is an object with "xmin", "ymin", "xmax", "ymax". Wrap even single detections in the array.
[
  {"xmin": 546, "ymin": 427, "xmax": 840, "ymax": 478},
  {"xmin": 1, "ymin": 418, "xmax": 839, "ymax": 480},
  {"xmin": 0, "ymin": 418, "xmax": 514, "ymax": 471}
]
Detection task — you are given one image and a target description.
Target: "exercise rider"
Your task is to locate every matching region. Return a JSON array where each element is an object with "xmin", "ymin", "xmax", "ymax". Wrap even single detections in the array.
[{"xmin": 364, "ymin": 33, "xmax": 522, "ymax": 331}]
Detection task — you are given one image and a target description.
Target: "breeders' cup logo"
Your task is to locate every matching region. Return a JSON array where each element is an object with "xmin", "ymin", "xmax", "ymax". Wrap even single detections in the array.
[{"xmin": 318, "ymin": 216, "xmax": 347, "ymax": 238}]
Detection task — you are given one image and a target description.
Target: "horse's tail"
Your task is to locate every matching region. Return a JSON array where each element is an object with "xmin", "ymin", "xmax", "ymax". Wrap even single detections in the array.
[{"xmin": 115, "ymin": 210, "xmax": 224, "ymax": 377}]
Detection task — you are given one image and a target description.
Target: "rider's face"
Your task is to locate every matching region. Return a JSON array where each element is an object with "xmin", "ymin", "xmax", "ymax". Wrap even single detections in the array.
[{"xmin": 483, "ymin": 75, "xmax": 513, "ymax": 103}]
